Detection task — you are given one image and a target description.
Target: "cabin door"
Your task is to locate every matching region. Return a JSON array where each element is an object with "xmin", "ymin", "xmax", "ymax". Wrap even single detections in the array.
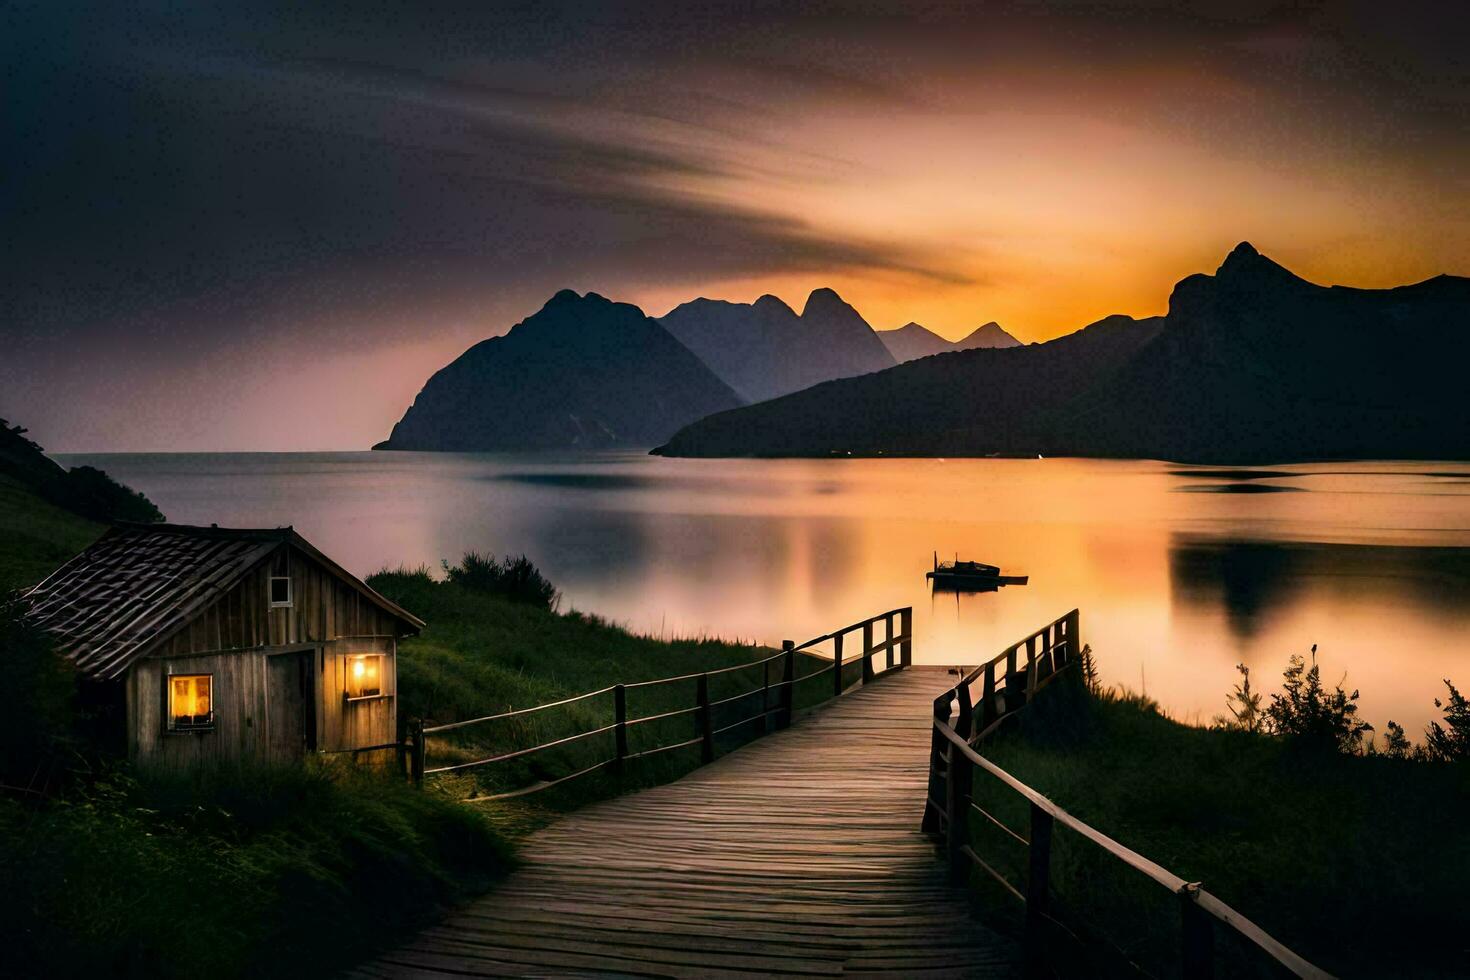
[{"xmin": 266, "ymin": 650, "xmax": 316, "ymax": 760}]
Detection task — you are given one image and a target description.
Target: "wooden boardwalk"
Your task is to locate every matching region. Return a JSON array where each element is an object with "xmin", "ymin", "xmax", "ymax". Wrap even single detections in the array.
[{"xmin": 355, "ymin": 667, "xmax": 1020, "ymax": 978}]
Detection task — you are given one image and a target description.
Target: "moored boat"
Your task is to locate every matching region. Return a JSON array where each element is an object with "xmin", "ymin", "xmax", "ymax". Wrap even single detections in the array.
[{"xmin": 925, "ymin": 552, "xmax": 1029, "ymax": 588}]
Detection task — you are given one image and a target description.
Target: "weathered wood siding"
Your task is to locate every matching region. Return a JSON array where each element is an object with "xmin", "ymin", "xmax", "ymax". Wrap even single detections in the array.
[
  {"xmin": 128, "ymin": 649, "xmax": 274, "ymax": 768},
  {"xmin": 147, "ymin": 545, "xmax": 402, "ymax": 657},
  {"xmin": 129, "ymin": 544, "xmax": 405, "ymax": 768},
  {"xmin": 319, "ymin": 636, "xmax": 398, "ymax": 753}
]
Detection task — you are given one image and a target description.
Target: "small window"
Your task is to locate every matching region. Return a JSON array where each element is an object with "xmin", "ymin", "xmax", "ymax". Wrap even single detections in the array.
[
  {"xmin": 167, "ymin": 674, "xmax": 214, "ymax": 731},
  {"xmin": 345, "ymin": 654, "xmax": 386, "ymax": 700},
  {"xmin": 269, "ymin": 575, "xmax": 292, "ymax": 608}
]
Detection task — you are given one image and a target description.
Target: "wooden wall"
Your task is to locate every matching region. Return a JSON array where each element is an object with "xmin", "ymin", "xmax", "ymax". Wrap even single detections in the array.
[
  {"xmin": 129, "ymin": 649, "xmax": 273, "ymax": 769},
  {"xmin": 128, "ymin": 543, "xmax": 406, "ymax": 768},
  {"xmin": 147, "ymin": 545, "xmax": 404, "ymax": 658},
  {"xmin": 319, "ymin": 635, "xmax": 398, "ymax": 753}
]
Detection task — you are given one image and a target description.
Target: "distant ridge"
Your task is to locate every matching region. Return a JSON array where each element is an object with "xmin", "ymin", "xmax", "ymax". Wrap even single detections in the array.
[
  {"xmin": 878, "ymin": 320, "xmax": 1021, "ymax": 363},
  {"xmin": 376, "ymin": 290, "xmax": 743, "ymax": 451},
  {"xmin": 660, "ymin": 288, "xmax": 896, "ymax": 402},
  {"xmin": 654, "ymin": 243, "xmax": 1470, "ymax": 462}
]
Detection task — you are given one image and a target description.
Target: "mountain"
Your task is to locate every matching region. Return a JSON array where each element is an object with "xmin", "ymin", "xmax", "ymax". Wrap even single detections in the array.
[
  {"xmin": 654, "ymin": 243, "xmax": 1470, "ymax": 462},
  {"xmin": 878, "ymin": 320, "xmax": 1022, "ymax": 363},
  {"xmin": 955, "ymin": 321, "xmax": 1022, "ymax": 351},
  {"xmin": 877, "ymin": 323, "xmax": 952, "ymax": 362},
  {"xmin": 653, "ymin": 313, "xmax": 1163, "ymax": 457},
  {"xmin": 1048, "ymin": 242, "xmax": 1470, "ymax": 460},
  {"xmin": 659, "ymin": 288, "xmax": 896, "ymax": 402},
  {"xmin": 376, "ymin": 290, "xmax": 744, "ymax": 451}
]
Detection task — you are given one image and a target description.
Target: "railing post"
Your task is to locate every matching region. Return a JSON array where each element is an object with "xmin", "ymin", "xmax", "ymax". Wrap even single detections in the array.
[
  {"xmin": 899, "ymin": 607, "xmax": 913, "ymax": 668},
  {"xmin": 921, "ymin": 693, "xmax": 951, "ymax": 834},
  {"xmin": 832, "ymin": 631, "xmax": 845, "ymax": 698},
  {"xmin": 761, "ymin": 660, "xmax": 772, "ymax": 735},
  {"xmin": 944, "ymin": 739, "xmax": 973, "ymax": 880},
  {"xmin": 1025, "ymin": 803, "xmax": 1054, "ymax": 976},
  {"xmin": 779, "ymin": 640, "xmax": 795, "ymax": 728},
  {"xmin": 885, "ymin": 612, "xmax": 896, "ymax": 670},
  {"xmin": 1066, "ymin": 609, "xmax": 1081, "ymax": 669},
  {"xmin": 981, "ymin": 661, "xmax": 997, "ymax": 728},
  {"xmin": 1180, "ymin": 883, "xmax": 1214, "ymax": 980},
  {"xmin": 862, "ymin": 620, "xmax": 875, "ymax": 684},
  {"xmin": 955, "ymin": 681, "xmax": 974, "ymax": 741},
  {"xmin": 696, "ymin": 673, "xmax": 714, "ymax": 763},
  {"xmin": 613, "ymin": 684, "xmax": 628, "ymax": 773},
  {"xmin": 1025, "ymin": 636, "xmax": 1038, "ymax": 698},
  {"xmin": 409, "ymin": 718, "xmax": 425, "ymax": 788}
]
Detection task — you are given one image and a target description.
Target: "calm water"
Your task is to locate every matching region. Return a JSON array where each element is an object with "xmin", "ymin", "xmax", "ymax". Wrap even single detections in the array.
[{"xmin": 63, "ymin": 452, "xmax": 1470, "ymax": 737}]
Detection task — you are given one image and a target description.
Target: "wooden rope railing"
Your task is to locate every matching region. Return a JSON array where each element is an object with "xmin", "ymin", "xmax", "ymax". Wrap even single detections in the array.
[
  {"xmin": 409, "ymin": 606, "xmax": 913, "ymax": 801},
  {"xmin": 925, "ymin": 610, "xmax": 1332, "ymax": 979}
]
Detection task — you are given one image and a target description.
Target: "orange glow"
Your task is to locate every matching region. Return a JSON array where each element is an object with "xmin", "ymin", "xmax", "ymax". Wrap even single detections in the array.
[
  {"xmin": 346, "ymin": 655, "xmax": 383, "ymax": 699},
  {"xmin": 168, "ymin": 674, "xmax": 212, "ymax": 729}
]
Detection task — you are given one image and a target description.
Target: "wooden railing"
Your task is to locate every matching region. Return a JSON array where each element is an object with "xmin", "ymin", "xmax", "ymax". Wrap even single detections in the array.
[
  {"xmin": 925, "ymin": 610, "xmax": 1332, "ymax": 979},
  {"xmin": 409, "ymin": 606, "xmax": 913, "ymax": 800}
]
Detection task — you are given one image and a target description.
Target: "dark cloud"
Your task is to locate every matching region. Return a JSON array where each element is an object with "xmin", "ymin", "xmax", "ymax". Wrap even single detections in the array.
[{"xmin": 2, "ymin": 1, "xmax": 1464, "ymax": 449}]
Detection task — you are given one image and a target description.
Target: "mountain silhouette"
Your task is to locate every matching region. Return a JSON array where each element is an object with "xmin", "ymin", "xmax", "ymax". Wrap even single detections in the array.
[
  {"xmin": 659, "ymin": 288, "xmax": 895, "ymax": 401},
  {"xmin": 376, "ymin": 290, "xmax": 744, "ymax": 451},
  {"xmin": 653, "ymin": 243, "xmax": 1470, "ymax": 461},
  {"xmin": 653, "ymin": 313, "xmax": 1163, "ymax": 456},
  {"xmin": 879, "ymin": 320, "xmax": 1021, "ymax": 363}
]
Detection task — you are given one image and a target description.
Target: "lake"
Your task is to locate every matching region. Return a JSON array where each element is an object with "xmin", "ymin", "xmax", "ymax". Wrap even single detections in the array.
[{"xmin": 63, "ymin": 452, "xmax": 1470, "ymax": 738}]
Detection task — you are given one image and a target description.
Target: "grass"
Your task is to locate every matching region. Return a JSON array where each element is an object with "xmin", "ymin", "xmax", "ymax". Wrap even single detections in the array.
[
  {"xmin": 1, "ymin": 489, "xmax": 849, "ymax": 976},
  {"xmin": 368, "ymin": 566, "xmax": 840, "ymax": 822},
  {"xmin": 0, "ymin": 473, "xmax": 103, "ymax": 595},
  {"xmin": 0, "ymin": 763, "xmax": 513, "ymax": 979},
  {"xmin": 966, "ymin": 674, "xmax": 1470, "ymax": 979}
]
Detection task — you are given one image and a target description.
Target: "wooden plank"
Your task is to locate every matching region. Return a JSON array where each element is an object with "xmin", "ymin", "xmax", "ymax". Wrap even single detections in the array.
[{"xmin": 363, "ymin": 668, "xmax": 1020, "ymax": 978}]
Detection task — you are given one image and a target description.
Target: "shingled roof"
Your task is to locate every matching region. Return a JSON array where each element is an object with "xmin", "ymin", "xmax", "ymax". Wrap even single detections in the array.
[{"xmin": 23, "ymin": 523, "xmax": 422, "ymax": 680}]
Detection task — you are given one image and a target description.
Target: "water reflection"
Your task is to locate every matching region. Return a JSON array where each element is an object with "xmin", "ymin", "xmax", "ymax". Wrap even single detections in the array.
[{"xmin": 62, "ymin": 451, "xmax": 1470, "ymax": 735}]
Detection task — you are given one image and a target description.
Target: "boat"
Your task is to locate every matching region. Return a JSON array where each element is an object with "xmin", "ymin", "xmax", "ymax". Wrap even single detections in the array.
[{"xmin": 925, "ymin": 552, "xmax": 1029, "ymax": 589}]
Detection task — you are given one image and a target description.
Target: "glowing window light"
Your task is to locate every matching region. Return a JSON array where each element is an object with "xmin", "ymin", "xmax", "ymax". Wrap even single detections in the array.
[
  {"xmin": 167, "ymin": 674, "xmax": 214, "ymax": 731},
  {"xmin": 345, "ymin": 654, "xmax": 384, "ymax": 699}
]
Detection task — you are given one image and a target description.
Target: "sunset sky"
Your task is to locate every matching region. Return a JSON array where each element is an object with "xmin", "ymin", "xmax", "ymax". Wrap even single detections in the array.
[{"xmin": 5, "ymin": 1, "xmax": 1467, "ymax": 451}]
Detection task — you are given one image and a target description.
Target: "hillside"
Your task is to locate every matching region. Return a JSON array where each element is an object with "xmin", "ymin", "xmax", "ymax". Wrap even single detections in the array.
[
  {"xmin": 376, "ymin": 290, "xmax": 744, "ymax": 451},
  {"xmin": 0, "ymin": 419, "xmax": 161, "ymax": 592},
  {"xmin": 879, "ymin": 320, "xmax": 1022, "ymax": 363},
  {"xmin": 659, "ymin": 288, "xmax": 896, "ymax": 402},
  {"xmin": 654, "ymin": 244, "xmax": 1470, "ymax": 462},
  {"xmin": 653, "ymin": 313, "xmax": 1163, "ymax": 456}
]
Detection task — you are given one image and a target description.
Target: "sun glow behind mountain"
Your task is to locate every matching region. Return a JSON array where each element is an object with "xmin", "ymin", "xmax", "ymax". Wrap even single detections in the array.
[{"xmin": 5, "ymin": 2, "xmax": 1467, "ymax": 450}]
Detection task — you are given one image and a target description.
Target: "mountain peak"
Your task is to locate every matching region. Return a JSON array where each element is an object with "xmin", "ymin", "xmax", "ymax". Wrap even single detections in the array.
[
  {"xmin": 548, "ymin": 288, "xmax": 582, "ymax": 305},
  {"xmin": 802, "ymin": 287, "xmax": 850, "ymax": 316},
  {"xmin": 753, "ymin": 293, "xmax": 795, "ymax": 316},
  {"xmin": 1215, "ymin": 241, "xmax": 1305, "ymax": 289}
]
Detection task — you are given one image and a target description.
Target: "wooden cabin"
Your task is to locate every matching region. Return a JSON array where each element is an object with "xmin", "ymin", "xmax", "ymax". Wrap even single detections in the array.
[{"xmin": 23, "ymin": 522, "xmax": 423, "ymax": 770}]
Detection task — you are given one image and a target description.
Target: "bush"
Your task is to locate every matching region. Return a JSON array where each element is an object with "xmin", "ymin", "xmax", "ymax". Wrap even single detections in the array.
[
  {"xmin": 0, "ymin": 600, "xmax": 82, "ymax": 792},
  {"xmin": 0, "ymin": 763, "xmax": 512, "ymax": 978},
  {"xmin": 1263, "ymin": 644, "xmax": 1373, "ymax": 753},
  {"xmin": 443, "ymin": 552, "xmax": 559, "ymax": 610},
  {"xmin": 1422, "ymin": 680, "xmax": 1470, "ymax": 762}
]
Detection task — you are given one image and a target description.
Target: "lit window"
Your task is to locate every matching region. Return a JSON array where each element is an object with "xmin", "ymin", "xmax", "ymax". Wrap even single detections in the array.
[
  {"xmin": 345, "ymin": 654, "xmax": 385, "ymax": 699},
  {"xmin": 269, "ymin": 576, "xmax": 292, "ymax": 608},
  {"xmin": 167, "ymin": 674, "xmax": 213, "ymax": 731}
]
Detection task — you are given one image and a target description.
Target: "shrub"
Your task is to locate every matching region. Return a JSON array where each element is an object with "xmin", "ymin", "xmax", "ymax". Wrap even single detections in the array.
[
  {"xmin": 443, "ymin": 552, "xmax": 559, "ymax": 610},
  {"xmin": 1263, "ymin": 644, "xmax": 1373, "ymax": 753},
  {"xmin": 1422, "ymin": 680, "xmax": 1469, "ymax": 762},
  {"xmin": 0, "ymin": 600, "xmax": 82, "ymax": 792},
  {"xmin": 1222, "ymin": 662, "xmax": 1263, "ymax": 733}
]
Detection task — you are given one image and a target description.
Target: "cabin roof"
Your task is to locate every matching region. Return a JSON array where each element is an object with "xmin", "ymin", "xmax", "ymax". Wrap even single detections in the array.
[{"xmin": 22, "ymin": 522, "xmax": 424, "ymax": 680}]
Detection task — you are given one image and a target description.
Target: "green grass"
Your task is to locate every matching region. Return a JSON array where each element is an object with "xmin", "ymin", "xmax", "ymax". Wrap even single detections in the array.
[
  {"xmin": 369, "ymin": 567, "xmax": 840, "ymax": 821},
  {"xmin": 0, "ymin": 473, "xmax": 103, "ymax": 594},
  {"xmin": 0, "ymin": 763, "xmax": 512, "ymax": 978},
  {"xmin": 1, "ymin": 492, "xmax": 850, "ymax": 976},
  {"xmin": 966, "ymin": 676, "xmax": 1470, "ymax": 978}
]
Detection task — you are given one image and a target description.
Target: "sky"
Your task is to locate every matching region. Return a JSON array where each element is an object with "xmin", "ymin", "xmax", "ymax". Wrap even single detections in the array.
[{"xmin": 4, "ymin": 1, "xmax": 1467, "ymax": 451}]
